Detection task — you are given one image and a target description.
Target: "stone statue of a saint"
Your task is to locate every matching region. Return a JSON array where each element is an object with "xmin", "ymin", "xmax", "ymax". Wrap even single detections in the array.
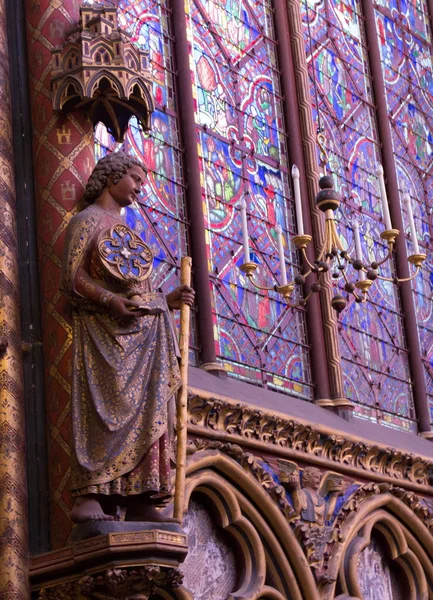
[
  {"xmin": 61, "ymin": 152, "xmax": 194, "ymax": 523},
  {"xmin": 281, "ymin": 466, "xmax": 344, "ymax": 526}
]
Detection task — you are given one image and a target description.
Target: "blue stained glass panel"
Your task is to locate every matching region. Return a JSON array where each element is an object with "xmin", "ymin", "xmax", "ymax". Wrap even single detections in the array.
[
  {"xmin": 94, "ymin": 0, "xmax": 197, "ymax": 360},
  {"xmin": 303, "ymin": 0, "xmax": 416, "ymax": 429},
  {"xmin": 377, "ymin": 0, "xmax": 433, "ymax": 425},
  {"xmin": 187, "ymin": 0, "xmax": 312, "ymax": 396}
]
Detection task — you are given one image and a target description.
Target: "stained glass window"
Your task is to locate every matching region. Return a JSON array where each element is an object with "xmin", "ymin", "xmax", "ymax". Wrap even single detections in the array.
[
  {"xmin": 88, "ymin": 0, "xmax": 432, "ymax": 428},
  {"xmin": 93, "ymin": 0, "xmax": 197, "ymax": 362},
  {"xmin": 302, "ymin": 0, "xmax": 416, "ymax": 430},
  {"xmin": 375, "ymin": 0, "xmax": 433, "ymax": 425},
  {"xmin": 185, "ymin": 0, "xmax": 312, "ymax": 397}
]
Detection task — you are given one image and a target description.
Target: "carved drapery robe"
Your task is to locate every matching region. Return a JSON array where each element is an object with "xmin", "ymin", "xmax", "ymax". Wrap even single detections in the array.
[
  {"xmin": 301, "ymin": 488, "xmax": 326, "ymax": 525},
  {"xmin": 61, "ymin": 204, "xmax": 181, "ymax": 498}
]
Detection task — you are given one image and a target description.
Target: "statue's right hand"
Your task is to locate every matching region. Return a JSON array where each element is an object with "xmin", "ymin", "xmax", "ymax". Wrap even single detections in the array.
[{"xmin": 109, "ymin": 297, "xmax": 160, "ymax": 320}]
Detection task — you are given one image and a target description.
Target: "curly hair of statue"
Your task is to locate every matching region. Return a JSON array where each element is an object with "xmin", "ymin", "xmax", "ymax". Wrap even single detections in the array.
[{"xmin": 83, "ymin": 152, "xmax": 147, "ymax": 203}]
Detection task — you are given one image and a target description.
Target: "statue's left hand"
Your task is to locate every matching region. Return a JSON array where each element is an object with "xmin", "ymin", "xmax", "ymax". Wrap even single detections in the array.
[{"xmin": 166, "ymin": 285, "xmax": 195, "ymax": 310}]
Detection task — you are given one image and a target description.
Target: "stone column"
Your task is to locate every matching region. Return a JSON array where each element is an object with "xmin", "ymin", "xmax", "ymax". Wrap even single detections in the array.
[
  {"xmin": 273, "ymin": 0, "xmax": 331, "ymax": 403},
  {"xmin": 24, "ymin": 0, "xmax": 95, "ymax": 547},
  {"xmin": 0, "ymin": 0, "xmax": 29, "ymax": 596},
  {"xmin": 171, "ymin": 0, "xmax": 222, "ymax": 375},
  {"xmin": 286, "ymin": 0, "xmax": 351, "ymax": 415}
]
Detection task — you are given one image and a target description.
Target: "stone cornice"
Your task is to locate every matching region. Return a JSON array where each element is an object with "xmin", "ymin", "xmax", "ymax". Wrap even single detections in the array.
[{"xmin": 187, "ymin": 393, "xmax": 433, "ymax": 491}]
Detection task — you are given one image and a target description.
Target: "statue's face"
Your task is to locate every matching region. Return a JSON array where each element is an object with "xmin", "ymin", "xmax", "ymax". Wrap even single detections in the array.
[
  {"xmin": 109, "ymin": 165, "xmax": 146, "ymax": 207},
  {"xmin": 310, "ymin": 471, "xmax": 322, "ymax": 489},
  {"xmin": 304, "ymin": 468, "xmax": 322, "ymax": 490}
]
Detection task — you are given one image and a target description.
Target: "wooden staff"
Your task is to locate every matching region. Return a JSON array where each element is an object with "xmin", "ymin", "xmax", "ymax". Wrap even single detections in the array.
[{"xmin": 173, "ymin": 256, "xmax": 192, "ymax": 522}]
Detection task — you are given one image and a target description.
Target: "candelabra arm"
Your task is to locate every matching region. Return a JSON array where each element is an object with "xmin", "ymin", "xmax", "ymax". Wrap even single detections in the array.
[
  {"xmin": 242, "ymin": 273, "xmax": 278, "ymax": 293},
  {"xmin": 239, "ymin": 262, "xmax": 296, "ymax": 301},
  {"xmin": 276, "ymin": 282, "xmax": 296, "ymax": 301},
  {"xmin": 335, "ymin": 253, "xmax": 363, "ymax": 302},
  {"xmin": 395, "ymin": 265, "xmax": 421, "ymax": 284},
  {"xmin": 292, "ymin": 234, "xmax": 313, "ymax": 249},
  {"xmin": 288, "ymin": 270, "xmax": 326, "ymax": 308},
  {"xmin": 375, "ymin": 273, "xmax": 396, "ymax": 283},
  {"xmin": 407, "ymin": 253, "xmax": 427, "ymax": 268},
  {"xmin": 367, "ymin": 242, "xmax": 394, "ymax": 270},
  {"xmin": 340, "ymin": 263, "xmax": 354, "ymax": 288},
  {"xmin": 300, "ymin": 246, "xmax": 317, "ymax": 271},
  {"xmin": 315, "ymin": 227, "xmax": 330, "ymax": 262},
  {"xmin": 287, "ymin": 291, "xmax": 312, "ymax": 309},
  {"xmin": 355, "ymin": 279, "xmax": 374, "ymax": 295},
  {"xmin": 375, "ymin": 252, "xmax": 425, "ymax": 284},
  {"xmin": 239, "ymin": 262, "xmax": 258, "ymax": 277}
]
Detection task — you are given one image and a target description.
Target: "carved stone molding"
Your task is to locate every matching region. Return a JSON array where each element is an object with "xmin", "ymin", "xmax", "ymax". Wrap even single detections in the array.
[
  {"xmin": 188, "ymin": 394, "xmax": 433, "ymax": 488},
  {"xmin": 31, "ymin": 528, "xmax": 188, "ymax": 599},
  {"xmin": 37, "ymin": 566, "xmax": 183, "ymax": 600},
  {"xmin": 187, "ymin": 439, "xmax": 296, "ymax": 521},
  {"xmin": 289, "ymin": 481, "xmax": 433, "ymax": 584},
  {"xmin": 186, "ymin": 440, "xmax": 433, "ymax": 593},
  {"xmin": 183, "ymin": 444, "xmax": 318, "ymax": 599},
  {"xmin": 334, "ymin": 481, "xmax": 433, "ymax": 531}
]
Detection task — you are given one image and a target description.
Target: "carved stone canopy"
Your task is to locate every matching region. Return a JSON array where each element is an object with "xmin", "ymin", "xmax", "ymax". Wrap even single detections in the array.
[{"xmin": 51, "ymin": 4, "xmax": 154, "ymax": 142}]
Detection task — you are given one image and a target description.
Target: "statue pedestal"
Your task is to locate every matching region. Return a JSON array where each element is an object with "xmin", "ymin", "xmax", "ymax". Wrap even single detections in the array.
[{"xmin": 30, "ymin": 523, "xmax": 188, "ymax": 599}]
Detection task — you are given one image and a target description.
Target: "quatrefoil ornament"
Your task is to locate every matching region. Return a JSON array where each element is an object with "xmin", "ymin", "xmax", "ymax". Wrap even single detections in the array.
[{"xmin": 98, "ymin": 224, "xmax": 153, "ymax": 282}]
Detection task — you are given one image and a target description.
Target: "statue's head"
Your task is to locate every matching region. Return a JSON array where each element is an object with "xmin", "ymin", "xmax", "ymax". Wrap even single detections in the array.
[
  {"xmin": 302, "ymin": 467, "xmax": 322, "ymax": 490},
  {"xmin": 83, "ymin": 152, "xmax": 147, "ymax": 204}
]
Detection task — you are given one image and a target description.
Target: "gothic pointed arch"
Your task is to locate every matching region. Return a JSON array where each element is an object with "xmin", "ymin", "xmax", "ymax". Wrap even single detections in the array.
[
  {"xmin": 322, "ymin": 486, "xmax": 433, "ymax": 599},
  {"xmin": 164, "ymin": 445, "xmax": 319, "ymax": 600}
]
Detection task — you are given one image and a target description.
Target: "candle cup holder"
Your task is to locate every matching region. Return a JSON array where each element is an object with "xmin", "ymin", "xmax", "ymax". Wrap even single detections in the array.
[
  {"xmin": 292, "ymin": 234, "xmax": 312, "ymax": 249},
  {"xmin": 276, "ymin": 283, "xmax": 296, "ymax": 301},
  {"xmin": 239, "ymin": 262, "xmax": 258, "ymax": 277},
  {"xmin": 380, "ymin": 229, "xmax": 400, "ymax": 244},
  {"xmin": 407, "ymin": 253, "xmax": 426, "ymax": 268},
  {"xmin": 355, "ymin": 279, "xmax": 373, "ymax": 294}
]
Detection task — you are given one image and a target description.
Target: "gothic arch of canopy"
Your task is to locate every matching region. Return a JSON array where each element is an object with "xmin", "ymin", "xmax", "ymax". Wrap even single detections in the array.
[
  {"xmin": 324, "ymin": 493, "xmax": 433, "ymax": 600},
  {"xmin": 172, "ymin": 449, "xmax": 319, "ymax": 600}
]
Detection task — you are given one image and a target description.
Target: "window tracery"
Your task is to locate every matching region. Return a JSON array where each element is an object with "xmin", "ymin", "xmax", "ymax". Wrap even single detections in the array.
[
  {"xmin": 375, "ymin": 0, "xmax": 433, "ymax": 425},
  {"xmin": 302, "ymin": 0, "xmax": 416, "ymax": 430},
  {"xmin": 94, "ymin": 0, "xmax": 198, "ymax": 362},
  {"xmin": 89, "ymin": 0, "xmax": 433, "ymax": 430},
  {"xmin": 186, "ymin": 0, "xmax": 312, "ymax": 396}
]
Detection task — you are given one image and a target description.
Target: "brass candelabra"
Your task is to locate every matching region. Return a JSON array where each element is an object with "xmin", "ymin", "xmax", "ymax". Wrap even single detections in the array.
[{"xmin": 239, "ymin": 172, "xmax": 426, "ymax": 313}]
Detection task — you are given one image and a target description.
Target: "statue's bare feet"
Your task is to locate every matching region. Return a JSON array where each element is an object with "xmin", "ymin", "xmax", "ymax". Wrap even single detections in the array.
[
  {"xmin": 71, "ymin": 495, "xmax": 115, "ymax": 524},
  {"xmin": 125, "ymin": 498, "xmax": 178, "ymax": 523}
]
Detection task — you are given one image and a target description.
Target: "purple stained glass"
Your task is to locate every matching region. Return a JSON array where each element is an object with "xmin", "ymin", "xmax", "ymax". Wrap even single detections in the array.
[
  {"xmin": 187, "ymin": 0, "xmax": 312, "ymax": 396},
  {"xmin": 93, "ymin": 0, "xmax": 197, "ymax": 361},
  {"xmin": 376, "ymin": 0, "xmax": 433, "ymax": 425},
  {"xmin": 303, "ymin": 0, "xmax": 416, "ymax": 429}
]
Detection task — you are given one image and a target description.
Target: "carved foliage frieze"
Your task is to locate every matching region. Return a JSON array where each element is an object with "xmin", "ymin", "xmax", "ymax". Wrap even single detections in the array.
[
  {"xmin": 187, "ymin": 438, "xmax": 433, "ymax": 586},
  {"xmin": 188, "ymin": 394, "xmax": 433, "ymax": 486},
  {"xmin": 37, "ymin": 566, "xmax": 183, "ymax": 600}
]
